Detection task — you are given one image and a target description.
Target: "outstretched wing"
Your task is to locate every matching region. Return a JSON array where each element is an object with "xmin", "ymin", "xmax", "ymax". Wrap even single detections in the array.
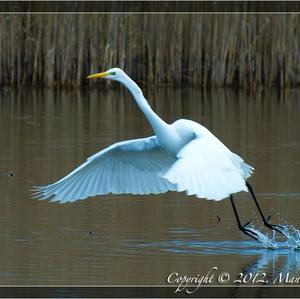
[
  {"xmin": 32, "ymin": 136, "xmax": 176, "ymax": 203},
  {"xmin": 162, "ymin": 133, "xmax": 253, "ymax": 201}
]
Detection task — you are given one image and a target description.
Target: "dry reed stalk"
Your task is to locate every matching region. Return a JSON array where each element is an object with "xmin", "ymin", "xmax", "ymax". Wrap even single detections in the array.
[{"xmin": 0, "ymin": 14, "xmax": 299, "ymax": 88}]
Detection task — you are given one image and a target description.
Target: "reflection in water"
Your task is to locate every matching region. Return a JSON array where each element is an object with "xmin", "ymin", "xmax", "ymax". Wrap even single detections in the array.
[
  {"xmin": 130, "ymin": 230, "xmax": 300, "ymax": 280},
  {"xmin": 133, "ymin": 238, "xmax": 300, "ymax": 258},
  {"xmin": 0, "ymin": 87, "xmax": 300, "ymax": 284}
]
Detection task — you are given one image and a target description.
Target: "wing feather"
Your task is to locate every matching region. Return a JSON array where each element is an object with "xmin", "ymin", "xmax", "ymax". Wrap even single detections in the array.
[
  {"xmin": 162, "ymin": 134, "xmax": 253, "ymax": 201},
  {"xmin": 33, "ymin": 136, "xmax": 176, "ymax": 203}
]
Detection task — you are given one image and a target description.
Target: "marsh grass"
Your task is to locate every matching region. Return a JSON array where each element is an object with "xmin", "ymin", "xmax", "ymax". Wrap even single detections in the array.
[{"xmin": 0, "ymin": 14, "xmax": 300, "ymax": 88}]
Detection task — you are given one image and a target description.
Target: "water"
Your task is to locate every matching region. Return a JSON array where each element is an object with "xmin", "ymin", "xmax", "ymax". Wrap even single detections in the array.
[{"xmin": 1, "ymin": 87, "xmax": 300, "ymax": 285}]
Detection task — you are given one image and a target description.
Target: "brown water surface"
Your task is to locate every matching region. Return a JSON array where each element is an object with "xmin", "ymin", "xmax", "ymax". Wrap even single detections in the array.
[{"xmin": 1, "ymin": 86, "xmax": 300, "ymax": 285}]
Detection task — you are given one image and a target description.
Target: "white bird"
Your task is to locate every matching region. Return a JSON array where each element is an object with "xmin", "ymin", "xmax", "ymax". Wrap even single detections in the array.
[{"xmin": 33, "ymin": 67, "xmax": 286, "ymax": 241}]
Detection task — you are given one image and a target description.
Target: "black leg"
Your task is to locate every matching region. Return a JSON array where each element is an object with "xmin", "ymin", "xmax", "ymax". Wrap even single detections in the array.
[
  {"xmin": 246, "ymin": 181, "xmax": 286, "ymax": 235},
  {"xmin": 230, "ymin": 195, "xmax": 259, "ymax": 241}
]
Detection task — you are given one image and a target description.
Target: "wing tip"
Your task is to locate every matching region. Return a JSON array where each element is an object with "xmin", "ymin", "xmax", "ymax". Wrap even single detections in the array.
[
  {"xmin": 30, "ymin": 185, "xmax": 56, "ymax": 202},
  {"xmin": 30, "ymin": 185, "xmax": 90, "ymax": 204}
]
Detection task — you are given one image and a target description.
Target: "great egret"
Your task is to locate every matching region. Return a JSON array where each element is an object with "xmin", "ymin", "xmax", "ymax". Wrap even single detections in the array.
[{"xmin": 33, "ymin": 67, "xmax": 285, "ymax": 241}]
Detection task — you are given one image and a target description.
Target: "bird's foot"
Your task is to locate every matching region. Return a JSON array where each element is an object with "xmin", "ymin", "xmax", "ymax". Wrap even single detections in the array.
[
  {"xmin": 242, "ymin": 222, "xmax": 279, "ymax": 249},
  {"xmin": 240, "ymin": 222, "xmax": 259, "ymax": 241},
  {"xmin": 264, "ymin": 222, "xmax": 287, "ymax": 237},
  {"xmin": 266, "ymin": 223, "xmax": 300, "ymax": 249}
]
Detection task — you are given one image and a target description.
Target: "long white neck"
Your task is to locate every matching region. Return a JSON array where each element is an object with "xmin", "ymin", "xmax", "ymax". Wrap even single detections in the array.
[{"xmin": 120, "ymin": 77, "xmax": 169, "ymax": 135}]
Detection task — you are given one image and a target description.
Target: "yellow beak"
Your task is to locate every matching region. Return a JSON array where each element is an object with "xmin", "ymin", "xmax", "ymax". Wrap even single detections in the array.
[{"xmin": 86, "ymin": 71, "xmax": 110, "ymax": 79}]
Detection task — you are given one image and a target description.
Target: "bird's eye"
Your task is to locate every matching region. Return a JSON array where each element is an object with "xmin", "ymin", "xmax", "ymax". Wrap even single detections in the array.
[{"xmin": 110, "ymin": 72, "xmax": 116, "ymax": 76}]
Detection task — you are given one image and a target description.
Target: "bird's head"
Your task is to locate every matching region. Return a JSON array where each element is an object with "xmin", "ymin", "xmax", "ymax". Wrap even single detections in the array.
[
  {"xmin": 87, "ymin": 67, "xmax": 142, "ymax": 96},
  {"xmin": 87, "ymin": 67, "xmax": 128, "ymax": 83}
]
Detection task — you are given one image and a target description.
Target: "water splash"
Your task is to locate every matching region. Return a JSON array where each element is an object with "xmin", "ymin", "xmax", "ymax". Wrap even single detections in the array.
[
  {"xmin": 244, "ymin": 223, "xmax": 278, "ymax": 249},
  {"xmin": 279, "ymin": 224, "xmax": 300, "ymax": 250},
  {"xmin": 245, "ymin": 222, "xmax": 300, "ymax": 250}
]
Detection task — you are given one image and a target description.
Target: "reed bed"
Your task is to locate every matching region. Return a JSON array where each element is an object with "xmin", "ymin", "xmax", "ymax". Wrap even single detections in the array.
[{"xmin": 0, "ymin": 14, "xmax": 300, "ymax": 88}]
